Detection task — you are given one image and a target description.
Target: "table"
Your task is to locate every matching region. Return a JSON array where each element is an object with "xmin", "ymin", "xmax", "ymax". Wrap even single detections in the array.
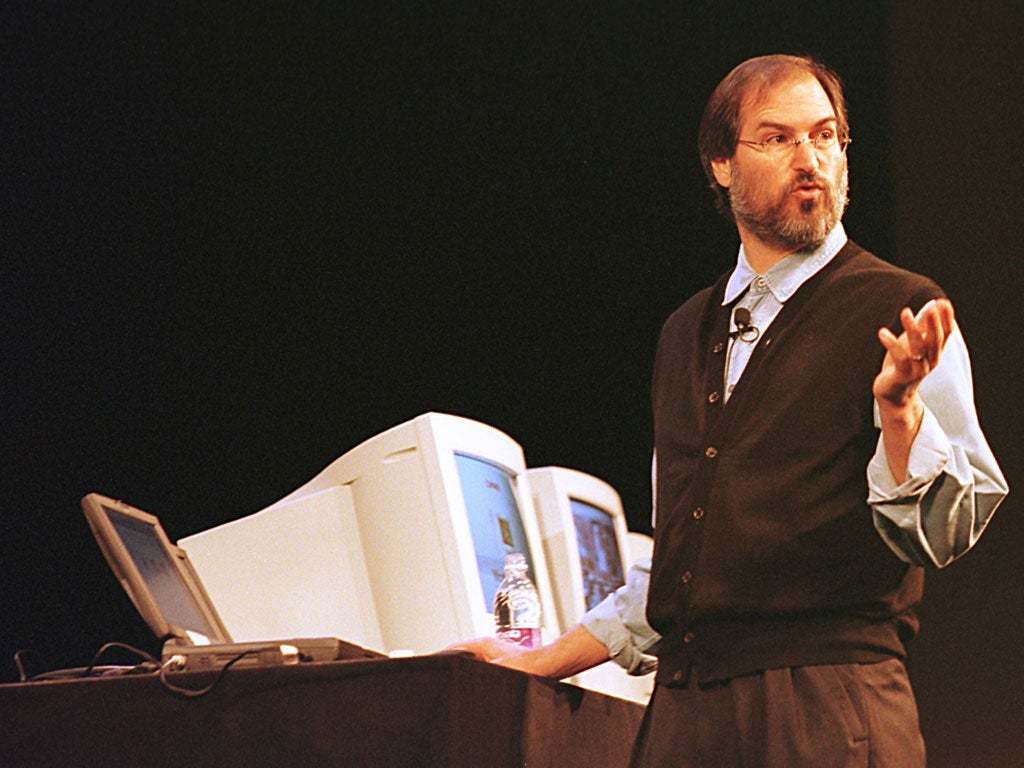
[{"xmin": 0, "ymin": 652, "xmax": 646, "ymax": 767}]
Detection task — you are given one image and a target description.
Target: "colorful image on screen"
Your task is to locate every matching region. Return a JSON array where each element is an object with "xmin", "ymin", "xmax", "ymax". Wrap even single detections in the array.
[
  {"xmin": 105, "ymin": 507, "xmax": 218, "ymax": 638},
  {"xmin": 454, "ymin": 452, "xmax": 536, "ymax": 607},
  {"xmin": 570, "ymin": 499, "xmax": 625, "ymax": 610}
]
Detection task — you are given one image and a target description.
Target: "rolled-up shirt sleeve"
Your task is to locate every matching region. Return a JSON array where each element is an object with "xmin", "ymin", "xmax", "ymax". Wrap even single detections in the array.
[
  {"xmin": 868, "ymin": 323, "xmax": 1009, "ymax": 567},
  {"xmin": 580, "ymin": 556, "xmax": 662, "ymax": 675}
]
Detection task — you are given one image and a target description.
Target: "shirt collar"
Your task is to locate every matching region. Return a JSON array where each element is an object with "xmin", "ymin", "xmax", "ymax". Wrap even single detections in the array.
[{"xmin": 723, "ymin": 223, "xmax": 848, "ymax": 305}]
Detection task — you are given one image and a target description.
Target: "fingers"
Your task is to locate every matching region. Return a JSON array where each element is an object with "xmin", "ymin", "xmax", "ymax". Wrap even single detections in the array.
[
  {"xmin": 877, "ymin": 312, "xmax": 925, "ymax": 368},
  {"xmin": 446, "ymin": 636, "xmax": 516, "ymax": 662},
  {"xmin": 928, "ymin": 297, "xmax": 956, "ymax": 335},
  {"xmin": 899, "ymin": 299, "xmax": 955, "ymax": 365},
  {"xmin": 876, "ymin": 299, "xmax": 955, "ymax": 381},
  {"xmin": 901, "ymin": 307, "xmax": 928, "ymax": 362},
  {"xmin": 920, "ymin": 306, "xmax": 947, "ymax": 365},
  {"xmin": 911, "ymin": 298, "xmax": 955, "ymax": 338},
  {"xmin": 876, "ymin": 325, "xmax": 901, "ymax": 354}
]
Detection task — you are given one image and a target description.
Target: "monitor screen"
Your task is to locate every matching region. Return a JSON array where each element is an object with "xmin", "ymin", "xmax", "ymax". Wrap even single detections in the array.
[
  {"xmin": 104, "ymin": 505, "xmax": 220, "ymax": 640},
  {"xmin": 570, "ymin": 498, "xmax": 626, "ymax": 611},
  {"xmin": 455, "ymin": 452, "xmax": 537, "ymax": 607}
]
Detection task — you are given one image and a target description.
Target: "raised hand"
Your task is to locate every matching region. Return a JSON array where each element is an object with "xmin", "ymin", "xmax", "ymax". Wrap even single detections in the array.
[
  {"xmin": 874, "ymin": 298, "xmax": 955, "ymax": 406},
  {"xmin": 872, "ymin": 298, "xmax": 955, "ymax": 483}
]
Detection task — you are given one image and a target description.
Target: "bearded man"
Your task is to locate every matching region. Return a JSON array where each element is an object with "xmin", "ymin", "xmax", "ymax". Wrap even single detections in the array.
[{"xmin": 455, "ymin": 55, "xmax": 1007, "ymax": 768}]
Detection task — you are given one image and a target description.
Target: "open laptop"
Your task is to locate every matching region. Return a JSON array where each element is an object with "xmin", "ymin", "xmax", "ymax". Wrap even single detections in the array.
[{"xmin": 81, "ymin": 492, "xmax": 384, "ymax": 671}]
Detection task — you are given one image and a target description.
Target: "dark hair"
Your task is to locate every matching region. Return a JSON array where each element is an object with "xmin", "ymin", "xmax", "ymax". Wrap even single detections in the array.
[{"xmin": 697, "ymin": 55, "xmax": 850, "ymax": 219}]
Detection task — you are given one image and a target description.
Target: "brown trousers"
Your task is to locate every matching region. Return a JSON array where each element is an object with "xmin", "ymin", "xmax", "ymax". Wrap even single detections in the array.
[{"xmin": 630, "ymin": 658, "xmax": 925, "ymax": 768}]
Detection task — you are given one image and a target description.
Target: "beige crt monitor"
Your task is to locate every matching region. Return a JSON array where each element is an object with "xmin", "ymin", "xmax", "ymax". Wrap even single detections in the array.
[
  {"xmin": 180, "ymin": 485, "xmax": 385, "ymax": 651},
  {"xmin": 526, "ymin": 466, "xmax": 632, "ymax": 629},
  {"xmin": 628, "ymin": 530, "xmax": 654, "ymax": 565},
  {"xmin": 526, "ymin": 466, "xmax": 655, "ymax": 704},
  {"xmin": 274, "ymin": 412, "xmax": 559, "ymax": 655}
]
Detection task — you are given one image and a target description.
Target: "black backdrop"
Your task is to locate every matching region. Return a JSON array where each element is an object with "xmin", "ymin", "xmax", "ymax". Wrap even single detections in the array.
[{"xmin": 2, "ymin": 3, "xmax": 1021, "ymax": 765}]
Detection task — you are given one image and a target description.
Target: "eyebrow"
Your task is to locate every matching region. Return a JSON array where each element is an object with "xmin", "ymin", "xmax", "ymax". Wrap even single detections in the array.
[{"xmin": 755, "ymin": 117, "xmax": 838, "ymax": 133}]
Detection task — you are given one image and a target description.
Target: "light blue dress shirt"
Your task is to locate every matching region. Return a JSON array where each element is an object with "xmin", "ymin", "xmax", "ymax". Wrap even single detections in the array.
[{"xmin": 580, "ymin": 224, "xmax": 1008, "ymax": 675}]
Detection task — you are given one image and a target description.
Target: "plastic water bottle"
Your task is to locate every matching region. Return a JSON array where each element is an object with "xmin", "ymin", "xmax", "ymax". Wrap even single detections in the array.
[{"xmin": 493, "ymin": 552, "xmax": 542, "ymax": 648}]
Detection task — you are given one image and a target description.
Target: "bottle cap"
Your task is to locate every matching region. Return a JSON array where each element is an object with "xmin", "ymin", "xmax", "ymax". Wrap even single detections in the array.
[{"xmin": 505, "ymin": 552, "xmax": 527, "ymax": 568}]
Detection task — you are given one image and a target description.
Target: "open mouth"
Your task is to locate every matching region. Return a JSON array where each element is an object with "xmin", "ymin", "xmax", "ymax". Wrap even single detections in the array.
[
  {"xmin": 792, "ymin": 184, "xmax": 823, "ymax": 202},
  {"xmin": 791, "ymin": 174, "xmax": 826, "ymax": 201}
]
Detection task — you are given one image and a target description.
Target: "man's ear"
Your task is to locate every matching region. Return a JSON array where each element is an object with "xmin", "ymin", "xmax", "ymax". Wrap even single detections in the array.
[{"xmin": 711, "ymin": 157, "xmax": 732, "ymax": 189}]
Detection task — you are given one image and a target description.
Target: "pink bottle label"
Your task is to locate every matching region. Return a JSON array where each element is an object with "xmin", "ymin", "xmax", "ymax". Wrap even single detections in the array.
[{"xmin": 496, "ymin": 627, "xmax": 542, "ymax": 649}]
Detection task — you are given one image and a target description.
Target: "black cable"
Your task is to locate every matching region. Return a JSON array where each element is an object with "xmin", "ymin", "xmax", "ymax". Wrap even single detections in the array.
[
  {"xmin": 13, "ymin": 649, "xmax": 47, "ymax": 682},
  {"xmin": 79, "ymin": 642, "xmax": 160, "ymax": 677},
  {"xmin": 158, "ymin": 650, "xmax": 254, "ymax": 698},
  {"xmin": 14, "ymin": 642, "xmax": 160, "ymax": 681}
]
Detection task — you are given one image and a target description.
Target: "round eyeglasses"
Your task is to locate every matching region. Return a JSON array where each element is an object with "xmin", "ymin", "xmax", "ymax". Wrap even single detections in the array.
[{"xmin": 736, "ymin": 132, "xmax": 851, "ymax": 158}]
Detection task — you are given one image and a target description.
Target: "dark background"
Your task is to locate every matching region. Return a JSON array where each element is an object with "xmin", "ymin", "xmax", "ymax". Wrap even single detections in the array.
[{"xmin": 2, "ymin": 2, "xmax": 1020, "ymax": 765}]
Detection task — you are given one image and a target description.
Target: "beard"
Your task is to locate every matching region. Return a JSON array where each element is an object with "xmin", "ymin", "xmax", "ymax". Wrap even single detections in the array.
[{"xmin": 729, "ymin": 158, "xmax": 850, "ymax": 253}]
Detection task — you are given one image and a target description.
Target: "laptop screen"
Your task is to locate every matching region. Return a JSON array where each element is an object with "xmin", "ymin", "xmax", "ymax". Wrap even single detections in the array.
[{"xmin": 81, "ymin": 493, "xmax": 231, "ymax": 645}]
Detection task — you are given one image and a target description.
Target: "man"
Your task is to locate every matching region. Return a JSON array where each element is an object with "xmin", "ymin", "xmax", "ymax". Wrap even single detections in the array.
[{"xmin": 455, "ymin": 55, "xmax": 1007, "ymax": 767}]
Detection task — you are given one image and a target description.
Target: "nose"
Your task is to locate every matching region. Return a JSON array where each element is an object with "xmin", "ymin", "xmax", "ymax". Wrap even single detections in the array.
[{"xmin": 790, "ymin": 138, "xmax": 820, "ymax": 172}]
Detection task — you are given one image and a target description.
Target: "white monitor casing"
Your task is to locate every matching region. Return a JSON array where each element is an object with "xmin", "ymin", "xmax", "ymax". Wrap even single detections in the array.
[
  {"xmin": 627, "ymin": 530, "xmax": 654, "ymax": 566},
  {"xmin": 183, "ymin": 413, "xmax": 558, "ymax": 656},
  {"xmin": 525, "ymin": 466, "xmax": 632, "ymax": 631},
  {"xmin": 526, "ymin": 465, "xmax": 654, "ymax": 705},
  {"xmin": 321, "ymin": 412, "xmax": 559, "ymax": 654},
  {"xmin": 180, "ymin": 485, "xmax": 384, "ymax": 650}
]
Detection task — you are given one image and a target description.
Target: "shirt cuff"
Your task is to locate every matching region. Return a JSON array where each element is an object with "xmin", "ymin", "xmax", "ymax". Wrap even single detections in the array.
[
  {"xmin": 868, "ymin": 406, "xmax": 966, "ymax": 567},
  {"xmin": 579, "ymin": 559, "xmax": 661, "ymax": 676},
  {"xmin": 868, "ymin": 405, "xmax": 952, "ymax": 503}
]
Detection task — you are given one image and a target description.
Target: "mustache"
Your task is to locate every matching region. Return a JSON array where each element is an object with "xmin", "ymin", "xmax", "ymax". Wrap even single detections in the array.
[{"xmin": 791, "ymin": 172, "xmax": 829, "ymax": 190}]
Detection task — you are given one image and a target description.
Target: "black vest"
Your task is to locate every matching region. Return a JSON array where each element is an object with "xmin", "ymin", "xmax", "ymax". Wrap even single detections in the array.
[{"xmin": 649, "ymin": 241, "xmax": 944, "ymax": 685}]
